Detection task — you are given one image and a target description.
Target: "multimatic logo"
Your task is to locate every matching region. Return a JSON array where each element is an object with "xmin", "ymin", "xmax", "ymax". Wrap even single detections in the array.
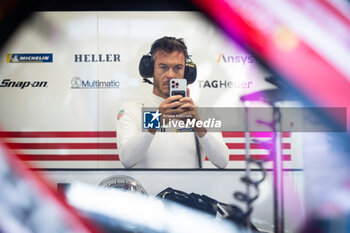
[
  {"xmin": 0, "ymin": 79, "xmax": 48, "ymax": 88},
  {"xmin": 7, "ymin": 53, "xmax": 53, "ymax": 63},
  {"xmin": 74, "ymin": 54, "xmax": 121, "ymax": 62},
  {"xmin": 217, "ymin": 53, "xmax": 254, "ymax": 65},
  {"xmin": 71, "ymin": 77, "xmax": 120, "ymax": 89}
]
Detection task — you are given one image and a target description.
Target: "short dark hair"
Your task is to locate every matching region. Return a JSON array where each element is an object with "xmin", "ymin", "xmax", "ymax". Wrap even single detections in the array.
[{"xmin": 150, "ymin": 36, "xmax": 188, "ymax": 60}]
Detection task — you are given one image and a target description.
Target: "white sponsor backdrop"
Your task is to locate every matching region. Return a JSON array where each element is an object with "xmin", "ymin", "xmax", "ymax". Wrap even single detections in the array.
[{"xmin": 0, "ymin": 11, "xmax": 303, "ymax": 169}]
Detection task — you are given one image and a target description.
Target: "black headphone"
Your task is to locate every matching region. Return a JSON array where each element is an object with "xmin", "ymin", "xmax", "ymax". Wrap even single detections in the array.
[{"xmin": 139, "ymin": 37, "xmax": 197, "ymax": 84}]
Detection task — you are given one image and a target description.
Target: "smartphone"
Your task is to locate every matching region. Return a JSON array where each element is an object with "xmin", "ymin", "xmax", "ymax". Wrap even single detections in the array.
[{"xmin": 170, "ymin": 79, "xmax": 187, "ymax": 97}]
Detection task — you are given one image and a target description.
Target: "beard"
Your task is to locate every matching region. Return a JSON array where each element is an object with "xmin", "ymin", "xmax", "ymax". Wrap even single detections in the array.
[{"xmin": 153, "ymin": 78, "xmax": 170, "ymax": 98}]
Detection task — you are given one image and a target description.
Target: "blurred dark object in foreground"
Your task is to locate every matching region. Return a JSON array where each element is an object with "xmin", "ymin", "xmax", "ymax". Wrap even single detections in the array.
[
  {"xmin": 0, "ymin": 0, "xmax": 43, "ymax": 51},
  {"xmin": 157, "ymin": 187, "xmax": 259, "ymax": 232}
]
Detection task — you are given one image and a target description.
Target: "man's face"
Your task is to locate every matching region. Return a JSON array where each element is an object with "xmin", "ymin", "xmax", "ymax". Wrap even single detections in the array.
[{"xmin": 153, "ymin": 50, "xmax": 185, "ymax": 98}]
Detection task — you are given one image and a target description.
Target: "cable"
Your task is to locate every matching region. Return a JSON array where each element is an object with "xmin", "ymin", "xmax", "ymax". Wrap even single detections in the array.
[
  {"xmin": 234, "ymin": 107, "xmax": 282, "ymax": 225},
  {"xmin": 194, "ymin": 132, "xmax": 202, "ymax": 168},
  {"xmin": 143, "ymin": 78, "xmax": 153, "ymax": 85}
]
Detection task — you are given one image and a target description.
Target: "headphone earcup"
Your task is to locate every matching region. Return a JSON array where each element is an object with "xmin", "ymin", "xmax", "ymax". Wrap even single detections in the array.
[
  {"xmin": 184, "ymin": 61, "xmax": 197, "ymax": 84},
  {"xmin": 139, "ymin": 55, "xmax": 154, "ymax": 78}
]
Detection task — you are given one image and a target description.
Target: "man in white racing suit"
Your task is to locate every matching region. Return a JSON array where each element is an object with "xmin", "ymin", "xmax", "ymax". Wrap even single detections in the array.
[{"xmin": 116, "ymin": 36, "xmax": 229, "ymax": 169}]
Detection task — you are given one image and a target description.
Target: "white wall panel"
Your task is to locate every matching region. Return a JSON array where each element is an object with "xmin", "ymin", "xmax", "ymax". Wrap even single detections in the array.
[{"xmin": 0, "ymin": 11, "xmax": 303, "ymax": 169}]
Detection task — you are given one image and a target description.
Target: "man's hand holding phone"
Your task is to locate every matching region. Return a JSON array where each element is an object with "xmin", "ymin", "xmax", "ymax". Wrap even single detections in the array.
[
  {"xmin": 157, "ymin": 79, "xmax": 207, "ymax": 137},
  {"xmin": 147, "ymin": 96, "xmax": 185, "ymax": 135},
  {"xmin": 177, "ymin": 88, "xmax": 207, "ymax": 137},
  {"xmin": 158, "ymin": 95, "xmax": 185, "ymax": 126}
]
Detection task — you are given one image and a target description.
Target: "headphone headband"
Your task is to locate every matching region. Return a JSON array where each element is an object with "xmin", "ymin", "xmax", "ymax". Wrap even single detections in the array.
[{"xmin": 150, "ymin": 37, "xmax": 189, "ymax": 59}]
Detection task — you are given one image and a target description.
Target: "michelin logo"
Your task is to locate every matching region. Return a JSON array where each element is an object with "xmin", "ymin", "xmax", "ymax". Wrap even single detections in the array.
[{"xmin": 7, "ymin": 53, "xmax": 53, "ymax": 63}]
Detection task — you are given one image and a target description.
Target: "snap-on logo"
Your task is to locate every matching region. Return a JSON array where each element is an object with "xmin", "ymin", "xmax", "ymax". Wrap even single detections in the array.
[{"xmin": 0, "ymin": 79, "xmax": 48, "ymax": 88}]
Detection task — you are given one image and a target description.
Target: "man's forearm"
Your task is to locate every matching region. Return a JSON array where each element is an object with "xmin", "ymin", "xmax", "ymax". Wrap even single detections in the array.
[
  {"xmin": 119, "ymin": 132, "xmax": 155, "ymax": 168},
  {"xmin": 199, "ymin": 132, "xmax": 229, "ymax": 168}
]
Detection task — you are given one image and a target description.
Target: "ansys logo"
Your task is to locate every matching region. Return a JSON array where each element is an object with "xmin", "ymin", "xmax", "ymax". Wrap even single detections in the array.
[
  {"xmin": 143, "ymin": 110, "xmax": 161, "ymax": 129},
  {"xmin": 217, "ymin": 53, "xmax": 254, "ymax": 65},
  {"xmin": 7, "ymin": 53, "xmax": 53, "ymax": 63}
]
